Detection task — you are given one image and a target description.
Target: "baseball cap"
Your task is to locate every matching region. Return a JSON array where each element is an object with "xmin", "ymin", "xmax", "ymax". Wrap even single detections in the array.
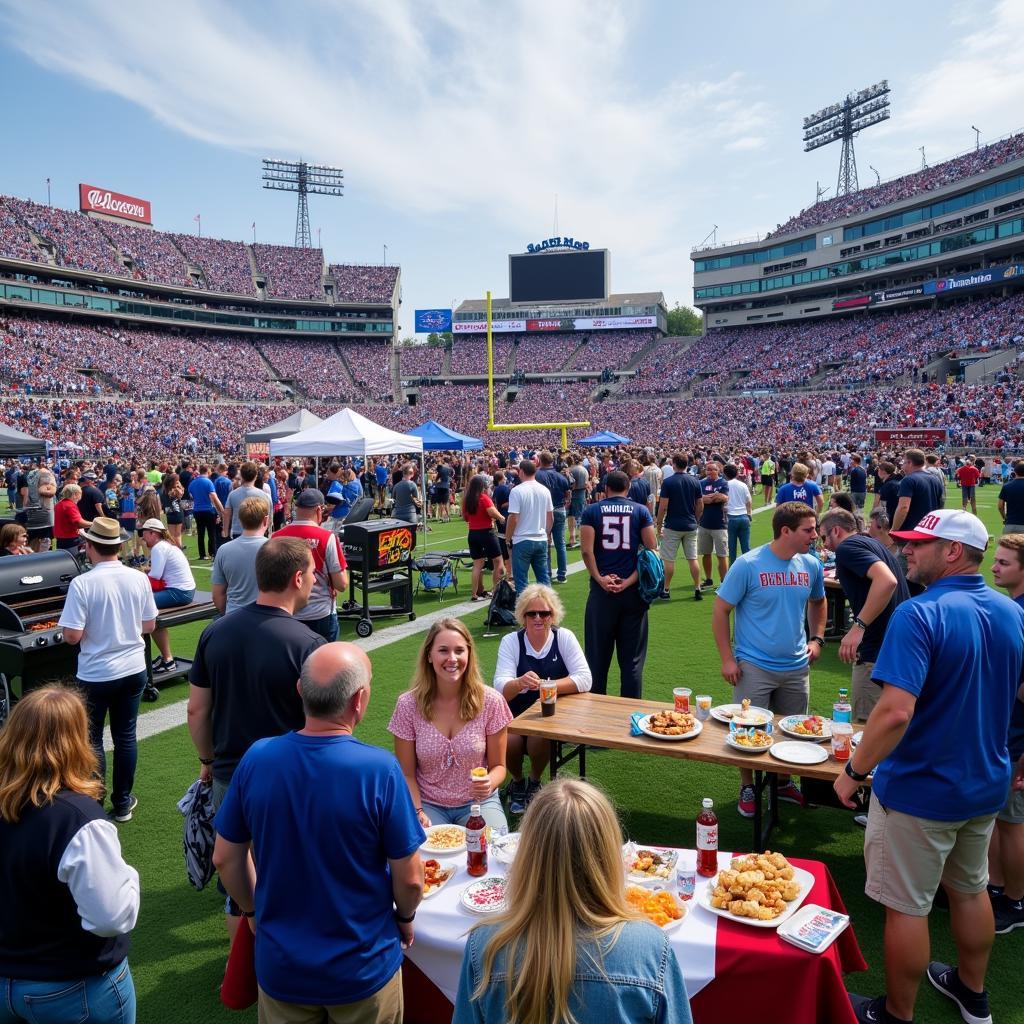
[
  {"xmin": 81, "ymin": 471, "xmax": 97, "ymax": 480},
  {"xmin": 140, "ymin": 518, "xmax": 168, "ymax": 534},
  {"xmin": 296, "ymin": 488, "xmax": 326, "ymax": 508},
  {"xmin": 889, "ymin": 508, "xmax": 989, "ymax": 549}
]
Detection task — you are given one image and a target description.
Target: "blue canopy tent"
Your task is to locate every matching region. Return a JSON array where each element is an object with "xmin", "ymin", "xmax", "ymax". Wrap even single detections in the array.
[
  {"xmin": 576, "ymin": 430, "xmax": 632, "ymax": 447},
  {"xmin": 409, "ymin": 419, "xmax": 484, "ymax": 451}
]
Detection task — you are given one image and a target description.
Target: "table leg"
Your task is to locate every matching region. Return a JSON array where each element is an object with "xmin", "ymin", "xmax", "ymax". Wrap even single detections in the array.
[
  {"xmin": 549, "ymin": 740, "xmax": 559, "ymax": 780},
  {"xmin": 578, "ymin": 744, "xmax": 586, "ymax": 778},
  {"xmin": 751, "ymin": 770, "xmax": 780, "ymax": 852},
  {"xmin": 546, "ymin": 741, "xmax": 586, "ymax": 780}
]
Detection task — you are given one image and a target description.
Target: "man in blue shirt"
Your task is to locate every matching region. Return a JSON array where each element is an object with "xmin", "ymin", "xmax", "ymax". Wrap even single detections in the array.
[
  {"xmin": 848, "ymin": 454, "xmax": 868, "ymax": 510},
  {"xmin": 214, "ymin": 642, "xmax": 424, "ymax": 1021},
  {"xmin": 998, "ymin": 460, "xmax": 1024, "ymax": 534},
  {"xmin": 656, "ymin": 453, "xmax": 704, "ymax": 601},
  {"xmin": 697, "ymin": 460, "xmax": 730, "ymax": 590},
  {"xmin": 837, "ymin": 509, "xmax": 1024, "ymax": 1024},
  {"xmin": 536, "ymin": 451, "xmax": 571, "ymax": 584},
  {"xmin": 187, "ymin": 464, "xmax": 226, "ymax": 560},
  {"xmin": 775, "ymin": 462, "xmax": 824, "ymax": 512},
  {"xmin": 713, "ymin": 501, "xmax": 826, "ymax": 818},
  {"xmin": 373, "ymin": 458, "xmax": 390, "ymax": 511},
  {"xmin": 891, "ymin": 447, "xmax": 944, "ymax": 534},
  {"xmin": 581, "ymin": 471, "xmax": 657, "ymax": 699}
]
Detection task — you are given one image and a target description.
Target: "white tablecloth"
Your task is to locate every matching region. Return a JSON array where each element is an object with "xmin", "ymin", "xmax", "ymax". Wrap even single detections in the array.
[{"xmin": 407, "ymin": 847, "xmax": 730, "ymax": 1004}]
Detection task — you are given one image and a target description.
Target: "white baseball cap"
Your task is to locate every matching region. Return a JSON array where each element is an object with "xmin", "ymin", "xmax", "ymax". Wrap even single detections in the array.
[
  {"xmin": 890, "ymin": 508, "xmax": 989, "ymax": 550},
  {"xmin": 139, "ymin": 518, "xmax": 169, "ymax": 534}
]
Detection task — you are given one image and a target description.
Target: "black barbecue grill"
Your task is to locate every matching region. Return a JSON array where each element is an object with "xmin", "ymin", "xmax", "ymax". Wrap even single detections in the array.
[
  {"xmin": 0, "ymin": 550, "xmax": 82, "ymax": 698},
  {"xmin": 340, "ymin": 519, "xmax": 417, "ymax": 637}
]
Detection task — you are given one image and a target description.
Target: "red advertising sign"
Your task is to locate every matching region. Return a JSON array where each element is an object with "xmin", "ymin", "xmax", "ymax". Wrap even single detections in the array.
[
  {"xmin": 874, "ymin": 428, "xmax": 948, "ymax": 446},
  {"xmin": 833, "ymin": 295, "xmax": 872, "ymax": 310},
  {"xmin": 525, "ymin": 319, "xmax": 567, "ymax": 332},
  {"xmin": 79, "ymin": 184, "xmax": 152, "ymax": 224}
]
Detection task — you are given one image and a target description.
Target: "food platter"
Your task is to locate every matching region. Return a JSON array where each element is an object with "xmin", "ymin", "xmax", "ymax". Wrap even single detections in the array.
[
  {"xmin": 636, "ymin": 714, "xmax": 702, "ymax": 742},
  {"xmin": 769, "ymin": 741, "xmax": 829, "ymax": 766},
  {"xmin": 726, "ymin": 731, "xmax": 773, "ymax": 754},
  {"xmin": 460, "ymin": 876, "xmax": 508, "ymax": 915},
  {"xmin": 490, "ymin": 832, "xmax": 520, "ymax": 865},
  {"xmin": 421, "ymin": 859, "xmax": 457, "ymax": 899},
  {"xmin": 421, "ymin": 824, "xmax": 467, "ymax": 855},
  {"xmin": 625, "ymin": 885, "xmax": 687, "ymax": 930},
  {"xmin": 777, "ymin": 715, "xmax": 833, "ymax": 742},
  {"xmin": 710, "ymin": 703, "xmax": 774, "ymax": 727},
  {"xmin": 697, "ymin": 856, "xmax": 815, "ymax": 929},
  {"xmin": 623, "ymin": 843, "xmax": 679, "ymax": 883}
]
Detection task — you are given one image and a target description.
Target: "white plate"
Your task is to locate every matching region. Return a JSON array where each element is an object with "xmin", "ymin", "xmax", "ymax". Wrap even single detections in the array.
[
  {"xmin": 421, "ymin": 864, "xmax": 457, "ymax": 899},
  {"xmin": 697, "ymin": 864, "xmax": 815, "ymax": 929},
  {"xmin": 461, "ymin": 876, "xmax": 508, "ymax": 915},
  {"xmin": 490, "ymin": 832, "xmax": 520, "ymax": 865},
  {"xmin": 777, "ymin": 715, "xmax": 833, "ymax": 742},
  {"xmin": 726, "ymin": 733, "xmax": 773, "ymax": 755},
  {"xmin": 421, "ymin": 824, "xmax": 467, "ymax": 855},
  {"xmin": 711, "ymin": 703, "xmax": 774, "ymax": 727},
  {"xmin": 624, "ymin": 845, "xmax": 679, "ymax": 883},
  {"xmin": 625, "ymin": 886, "xmax": 688, "ymax": 931},
  {"xmin": 637, "ymin": 715, "xmax": 703, "ymax": 742},
  {"xmin": 769, "ymin": 741, "xmax": 829, "ymax": 766}
]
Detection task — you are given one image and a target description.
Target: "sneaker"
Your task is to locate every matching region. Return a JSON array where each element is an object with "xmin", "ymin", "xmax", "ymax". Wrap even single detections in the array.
[
  {"xmin": 154, "ymin": 658, "xmax": 177, "ymax": 674},
  {"xmin": 701, "ymin": 577, "xmax": 715, "ymax": 589},
  {"xmin": 659, "ymin": 589, "xmax": 671, "ymax": 600},
  {"xmin": 853, "ymin": 813, "xmax": 868, "ymax": 828},
  {"xmin": 553, "ymin": 577, "xmax": 567, "ymax": 584},
  {"xmin": 926, "ymin": 962, "xmax": 991, "ymax": 1024},
  {"xmin": 777, "ymin": 781, "xmax": 806, "ymax": 806},
  {"xmin": 737, "ymin": 785, "xmax": 755, "ymax": 818},
  {"xmin": 112, "ymin": 795, "xmax": 139, "ymax": 823},
  {"xmin": 525, "ymin": 778, "xmax": 542, "ymax": 806},
  {"xmin": 694, "ymin": 588, "xmax": 703, "ymax": 601},
  {"xmin": 994, "ymin": 896, "xmax": 1024, "ymax": 934},
  {"xmin": 507, "ymin": 778, "xmax": 527, "ymax": 815},
  {"xmin": 848, "ymin": 994, "xmax": 910, "ymax": 1023}
]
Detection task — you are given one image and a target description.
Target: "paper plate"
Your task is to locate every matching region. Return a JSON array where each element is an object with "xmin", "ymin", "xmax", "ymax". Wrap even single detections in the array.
[
  {"xmin": 697, "ymin": 865, "xmax": 815, "ymax": 929},
  {"xmin": 636, "ymin": 715, "xmax": 703, "ymax": 742},
  {"xmin": 777, "ymin": 715, "xmax": 833, "ymax": 742},
  {"xmin": 769, "ymin": 741, "xmax": 829, "ymax": 766},
  {"xmin": 461, "ymin": 876, "xmax": 507, "ymax": 915},
  {"xmin": 710, "ymin": 703, "xmax": 774, "ymax": 727},
  {"xmin": 420, "ymin": 824, "xmax": 467, "ymax": 855},
  {"xmin": 726, "ymin": 732, "xmax": 773, "ymax": 754}
]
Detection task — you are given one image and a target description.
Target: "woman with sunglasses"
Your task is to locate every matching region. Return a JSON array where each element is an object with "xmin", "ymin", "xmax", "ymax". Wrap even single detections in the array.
[
  {"xmin": 389, "ymin": 618, "xmax": 512, "ymax": 831},
  {"xmin": 493, "ymin": 584, "xmax": 591, "ymax": 815}
]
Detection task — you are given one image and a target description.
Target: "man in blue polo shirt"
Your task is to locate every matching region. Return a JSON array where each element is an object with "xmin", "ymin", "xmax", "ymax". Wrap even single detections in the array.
[
  {"xmin": 697, "ymin": 460, "xmax": 730, "ymax": 590},
  {"xmin": 837, "ymin": 509, "xmax": 1024, "ymax": 1024},
  {"xmin": 656, "ymin": 453, "xmax": 704, "ymax": 601}
]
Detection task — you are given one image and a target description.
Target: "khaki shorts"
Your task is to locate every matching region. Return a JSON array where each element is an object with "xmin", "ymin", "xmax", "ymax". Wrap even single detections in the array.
[
  {"xmin": 863, "ymin": 792, "xmax": 996, "ymax": 916},
  {"xmin": 733, "ymin": 660, "xmax": 809, "ymax": 717},
  {"xmin": 698, "ymin": 527, "xmax": 728, "ymax": 557},
  {"xmin": 998, "ymin": 784, "xmax": 1024, "ymax": 825},
  {"xmin": 258, "ymin": 968, "xmax": 402, "ymax": 1024},
  {"xmin": 851, "ymin": 661, "xmax": 880, "ymax": 723},
  {"xmin": 660, "ymin": 528, "xmax": 697, "ymax": 563}
]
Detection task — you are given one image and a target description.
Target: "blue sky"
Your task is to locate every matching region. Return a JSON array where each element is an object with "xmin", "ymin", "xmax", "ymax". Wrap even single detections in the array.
[{"xmin": 2, "ymin": 0, "xmax": 1022, "ymax": 335}]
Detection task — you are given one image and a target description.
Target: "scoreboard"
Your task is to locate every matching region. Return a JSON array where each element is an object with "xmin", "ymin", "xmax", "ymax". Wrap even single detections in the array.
[{"xmin": 509, "ymin": 249, "xmax": 609, "ymax": 304}]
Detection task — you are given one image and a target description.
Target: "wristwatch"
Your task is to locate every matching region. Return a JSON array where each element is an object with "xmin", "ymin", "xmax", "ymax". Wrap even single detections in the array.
[
  {"xmin": 394, "ymin": 909, "xmax": 416, "ymax": 923},
  {"xmin": 844, "ymin": 761, "xmax": 871, "ymax": 782},
  {"xmin": 809, "ymin": 635, "xmax": 826, "ymax": 647},
  {"xmin": 851, "ymin": 616, "xmax": 869, "ymax": 630}
]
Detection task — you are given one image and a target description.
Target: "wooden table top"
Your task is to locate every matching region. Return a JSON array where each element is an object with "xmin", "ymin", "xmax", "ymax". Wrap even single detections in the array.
[{"xmin": 509, "ymin": 692, "xmax": 856, "ymax": 783}]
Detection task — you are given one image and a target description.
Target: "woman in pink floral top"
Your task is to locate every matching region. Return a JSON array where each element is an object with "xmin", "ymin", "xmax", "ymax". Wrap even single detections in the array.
[{"xmin": 389, "ymin": 618, "xmax": 511, "ymax": 830}]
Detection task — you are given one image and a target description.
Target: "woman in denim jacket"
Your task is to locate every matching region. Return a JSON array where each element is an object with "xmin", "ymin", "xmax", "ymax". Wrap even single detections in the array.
[{"xmin": 453, "ymin": 778, "xmax": 691, "ymax": 1024}]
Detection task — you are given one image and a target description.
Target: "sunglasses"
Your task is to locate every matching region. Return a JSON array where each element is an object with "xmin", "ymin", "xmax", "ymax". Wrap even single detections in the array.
[{"xmin": 524, "ymin": 609, "xmax": 553, "ymax": 619}]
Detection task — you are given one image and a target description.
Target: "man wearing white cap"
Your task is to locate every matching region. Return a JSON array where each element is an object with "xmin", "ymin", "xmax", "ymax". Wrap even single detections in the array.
[
  {"xmin": 140, "ymin": 518, "xmax": 196, "ymax": 675},
  {"xmin": 838, "ymin": 509, "xmax": 1024, "ymax": 1024}
]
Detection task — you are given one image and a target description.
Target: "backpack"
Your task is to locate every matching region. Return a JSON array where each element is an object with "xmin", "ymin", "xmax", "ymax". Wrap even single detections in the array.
[
  {"xmin": 636, "ymin": 547, "xmax": 665, "ymax": 605},
  {"xmin": 484, "ymin": 578, "xmax": 518, "ymax": 629}
]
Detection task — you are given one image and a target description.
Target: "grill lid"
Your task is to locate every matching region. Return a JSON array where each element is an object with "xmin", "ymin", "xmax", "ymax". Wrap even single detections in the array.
[{"xmin": 0, "ymin": 550, "xmax": 81, "ymax": 607}]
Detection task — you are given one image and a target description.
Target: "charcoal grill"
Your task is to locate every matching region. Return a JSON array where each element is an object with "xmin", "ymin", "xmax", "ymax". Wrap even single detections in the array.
[{"xmin": 340, "ymin": 519, "xmax": 417, "ymax": 637}]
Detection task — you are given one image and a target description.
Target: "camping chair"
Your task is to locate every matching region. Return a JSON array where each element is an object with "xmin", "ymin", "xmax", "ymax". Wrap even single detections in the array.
[{"xmin": 412, "ymin": 553, "xmax": 458, "ymax": 601}]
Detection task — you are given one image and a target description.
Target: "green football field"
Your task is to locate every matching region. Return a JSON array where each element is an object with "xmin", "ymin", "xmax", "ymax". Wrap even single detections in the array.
[{"xmin": 110, "ymin": 486, "xmax": 1020, "ymax": 1022}]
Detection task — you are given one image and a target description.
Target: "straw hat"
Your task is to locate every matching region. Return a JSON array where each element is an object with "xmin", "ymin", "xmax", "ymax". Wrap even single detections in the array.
[{"xmin": 79, "ymin": 517, "xmax": 130, "ymax": 546}]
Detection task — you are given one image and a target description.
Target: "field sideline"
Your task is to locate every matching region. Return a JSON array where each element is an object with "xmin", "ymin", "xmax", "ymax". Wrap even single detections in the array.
[{"xmin": 110, "ymin": 486, "xmax": 1018, "ymax": 1023}]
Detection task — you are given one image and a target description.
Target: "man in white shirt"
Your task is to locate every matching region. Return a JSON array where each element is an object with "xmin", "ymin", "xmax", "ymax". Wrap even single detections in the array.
[
  {"xmin": 723, "ymin": 463, "xmax": 753, "ymax": 565},
  {"xmin": 505, "ymin": 460, "xmax": 554, "ymax": 591},
  {"xmin": 58, "ymin": 517, "xmax": 158, "ymax": 822},
  {"xmin": 141, "ymin": 518, "xmax": 197, "ymax": 675},
  {"xmin": 821, "ymin": 457, "xmax": 837, "ymax": 492}
]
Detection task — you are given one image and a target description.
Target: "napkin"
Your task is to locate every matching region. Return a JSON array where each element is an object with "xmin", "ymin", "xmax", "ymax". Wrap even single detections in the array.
[{"xmin": 630, "ymin": 711, "xmax": 646, "ymax": 736}]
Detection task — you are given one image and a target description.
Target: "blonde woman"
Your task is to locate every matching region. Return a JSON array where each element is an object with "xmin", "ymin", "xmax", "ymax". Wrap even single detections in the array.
[
  {"xmin": 453, "ymin": 779, "xmax": 690, "ymax": 1024},
  {"xmin": 493, "ymin": 584, "xmax": 591, "ymax": 814},
  {"xmin": 389, "ymin": 618, "xmax": 511, "ymax": 831},
  {"xmin": 0, "ymin": 687, "xmax": 140, "ymax": 1023}
]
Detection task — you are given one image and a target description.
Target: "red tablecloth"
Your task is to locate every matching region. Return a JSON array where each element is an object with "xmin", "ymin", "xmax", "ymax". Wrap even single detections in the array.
[{"xmin": 402, "ymin": 856, "xmax": 866, "ymax": 1024}]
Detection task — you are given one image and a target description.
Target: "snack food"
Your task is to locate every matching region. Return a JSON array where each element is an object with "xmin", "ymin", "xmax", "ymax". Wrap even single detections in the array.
[
  {"xmin": 625, "ymin": 885, "xmax": 686, "ymax": 928},
  {"xmin": 792, "ymin": 716, "xmax": 826, "ymax": 736},
  {"xmin": 731, "ymin": 729, "xmax": 773, "ymax": 748},
  {"xmin": 628, "ymin": 848, "xmax": 677, "ymax": 880},
  {"xmin": 470, "ymin": 767, "xmax": 488, "ymax": 779},
  {"xmin": 422, "ymin": 859, "xmax": 455, "ymax": 897},
  {"xmin": 423, "ymin": 825, "xmax": 466, "ymax": 851},
  {"xmin": 708, "ymin": 851, "xmax": 800, "ymax": 921},
  {"xmin": 646, "ymin": 709, "xmax": 697, "ymax": 736}
]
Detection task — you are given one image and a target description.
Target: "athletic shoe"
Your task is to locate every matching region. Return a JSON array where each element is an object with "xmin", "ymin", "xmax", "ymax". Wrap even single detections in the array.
[
  {"xmin": 777, "ymin": 781, "xmax": 806, "ymax": 807},
  {"xmin": 154, "ymin": 658, "xmax": 177, "ymax": 674},
  {"xmin": 659, "ymin": 589, "xmax": 671, "ymax": 600},
  {"xmin": 994, "ymin": 896, "xmax": 1024, "ymax": 934},
  {"xmin": 112, "ymin": 795, "xmax": 139, "ymax": 823},
  {"xmin": 554, "ymin": 577, "xmax": 567, "ymax": 584},
  {"xmin": 853, "ymin": 813, "xmax": 868, "ymax": 828},
  {"xmin": 926, "ymin": 961, "xmax": 992, "ymax": 1024},
  {"xmin": 525, "ymin": 778, "xmax": 542, "ymax": 806},
  {"xmin": 507, "ymin": 779, "xmax": 527, "ymax": 815},
  {"xmin": 701, "ymin": 578, "xmax": 715, "ymax": 589},
  {"xmin": 848, "ymin": 994, "xmax": 911, "ymax": 1023},
  {"xmin": 737, "ymin": 785, "xmax": 755, "ymax": 818},
  {"xmin": 693, "ymin": 588, "xmax": 703, "ymax": 601}
]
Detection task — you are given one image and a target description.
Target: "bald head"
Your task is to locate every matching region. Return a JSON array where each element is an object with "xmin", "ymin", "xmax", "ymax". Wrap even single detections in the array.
[{"xmin": 299, "ymin": 643, "xmax": 372, "ymax": 720}]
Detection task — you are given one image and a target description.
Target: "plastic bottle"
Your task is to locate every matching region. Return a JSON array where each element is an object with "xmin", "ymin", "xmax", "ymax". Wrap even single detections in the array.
[
  {"xmin": 466, "ymin": 803, "xmax": 488, "ymax": 877},
  {"xmin": 696, "ymin": 798, "xmax": 719, "ymax": 877},
  {"xmin": 833, "ymin": 687, "xmax": 852, "ymax": 725}
]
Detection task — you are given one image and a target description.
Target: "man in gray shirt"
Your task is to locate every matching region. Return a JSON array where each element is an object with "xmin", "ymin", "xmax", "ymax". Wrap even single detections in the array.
[
  {"xmin": 391, "ymin": 464, "xmax": 421, "ymax": 525},
  {"xmin": 211, "ymin": 497, "xmax": 269, "ymax": 615},
  {"xmin": 222, "ymin": 461, "xmax": 270, "ymax": 540}
]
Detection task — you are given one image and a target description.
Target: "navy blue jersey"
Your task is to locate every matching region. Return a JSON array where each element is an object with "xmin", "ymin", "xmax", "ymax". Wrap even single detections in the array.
[{"xmin": 581, "ymin": 498, "xmax": 653, "ymax": 579}]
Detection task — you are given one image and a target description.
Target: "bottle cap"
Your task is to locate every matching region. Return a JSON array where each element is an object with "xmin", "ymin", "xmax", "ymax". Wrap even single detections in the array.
[
  {"xmin": 838, "ymin": 688, "xmax": 848, "ymax": 698},
  {"xmin": 470, "ymin": 803, "xmax": 481, "ymax": 815},
  {"xmin": 702, "ymin": 798, "xmax": 713, "ymax": 809}
]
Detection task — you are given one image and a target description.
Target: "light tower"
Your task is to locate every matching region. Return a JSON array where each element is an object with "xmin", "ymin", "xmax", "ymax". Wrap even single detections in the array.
[
  {"xmin": 261, "ymin": 159, "xmax": 344, "ymax": 248},
  {"xmin": 803, "ymin": 81, "xmax": 891, "ymax": 198}
]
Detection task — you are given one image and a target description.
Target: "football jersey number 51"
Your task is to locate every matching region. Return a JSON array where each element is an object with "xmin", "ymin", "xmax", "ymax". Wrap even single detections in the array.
[{"xmin": 601, "ymin": 515, "xmax": 632, "ymax": 551}]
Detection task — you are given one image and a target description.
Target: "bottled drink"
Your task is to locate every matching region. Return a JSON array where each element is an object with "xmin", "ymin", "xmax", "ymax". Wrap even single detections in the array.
[
  {"xmin": 466, "ymin": 803, "xmax": 488, "ymax": 877},
  {"xmin": 696, "ymin": 798, "xmax": 718, "ymax": 877},
  {"xmin": 833, "ymin": 687, "xmax": 852, "ymax": 725}
]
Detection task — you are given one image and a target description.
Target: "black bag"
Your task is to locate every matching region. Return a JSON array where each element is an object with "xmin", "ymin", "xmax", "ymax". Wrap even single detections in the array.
[{"xmin": 484, "ymin": 578, "xmax": 517, "ymax": 629}]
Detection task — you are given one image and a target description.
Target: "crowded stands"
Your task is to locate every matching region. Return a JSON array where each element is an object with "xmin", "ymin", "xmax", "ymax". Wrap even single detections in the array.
[
  {"xmin": 399, "ymin": 344, "xmax": 446, "ymax": 376},
  {"xmin": 337, "ymin": 341, "xmax": 393, "ymax": 401},
  {"xmin": 567, "ymin": 328, "xmax": 657, "ymax": 371},
  {"xmin": 169, "ymin": 233, "xmax": 256, "ymax": 296},
  {"xmin": 257, "ymin": 338, "xmax": 353, "ymax": 400},
  {"xmin": 329, "ymin": 263, "xmax": 399, "ymax": 303},
  {"xmin": 252, "ymin": 243, "xmax": 324, "ymax": 300},
  {"xmin": 9, "ymin": 196, "xmax": 125, "ymax": 276},
  {"xmin": 96, "ymin": 219, "xmax": 193, "ymax": 287},
  {"xmin": 511, "ymin": 331, "xmax": 581, "ymax": 372}
]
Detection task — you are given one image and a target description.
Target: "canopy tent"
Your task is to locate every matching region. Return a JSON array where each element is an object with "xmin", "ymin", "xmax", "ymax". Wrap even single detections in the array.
[
  {"xmin": 408, "ymin": 419, "xmax": 483, "ymax": 451},
  {"xmin": 0, "ymin": 423, "xmax": 47, "ymax": 458},
  {"xmin": 243, "ymin": 408, "xmax": 323, "ymax": 445},
  {"xmin": 576, "ymin": 430, "xmax": 632, "ymax": 447}
]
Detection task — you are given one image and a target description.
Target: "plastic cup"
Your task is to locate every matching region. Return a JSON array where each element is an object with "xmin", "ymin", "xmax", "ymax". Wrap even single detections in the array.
[
  {"xmin": 470, "ymin": 766, "xmax": 488, "ymax": 783},
  {"xmin": 695, "ymin": 695, "xmax": 712, "ymax": 721},
  {"xmin": 676, "ymin": 865, "xmax": 696, "ymax": 902},
  {"xmin": 673, "ymin": 687, "xmax": 692, "ymax": 713},
  {"xmin": 831, "ymin": 722, "xmax": 853, "ymax": 761},
  {"xmin": 540, "ymin": 681, "xmax": 557, "ymax": 717}
]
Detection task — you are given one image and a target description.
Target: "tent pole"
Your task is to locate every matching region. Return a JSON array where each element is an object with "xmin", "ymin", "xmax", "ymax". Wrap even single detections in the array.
[{"xmin": 420, "ymin": 450, "xmax": 427, "ymax": 549}]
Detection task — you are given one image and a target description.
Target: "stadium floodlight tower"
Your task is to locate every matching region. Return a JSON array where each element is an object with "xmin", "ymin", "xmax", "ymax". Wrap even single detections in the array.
[
  {"xmin": 261, "ymin": 158, "xmax": 344, "ymax": 248},
  {"xmin": 802, "ymin": 81, "xmax": 890, "ymax": 197}
]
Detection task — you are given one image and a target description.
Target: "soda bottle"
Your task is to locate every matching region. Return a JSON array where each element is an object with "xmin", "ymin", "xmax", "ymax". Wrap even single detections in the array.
[
  {"xmin": 696, "ymin": 798, "xmax": 718, "ymax": 877},
  {"xmin": 466, "ymin": 803, "xmax": 488, "ymax": 877},
  {"xmin": 833, "ymin": 687, "xmax": 852, "ymax": 725}
]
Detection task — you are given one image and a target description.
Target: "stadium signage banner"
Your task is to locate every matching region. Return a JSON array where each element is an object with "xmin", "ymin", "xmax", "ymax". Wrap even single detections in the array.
[
  {"xmin": 923, "ymin": 262, "xmax": 1024, "ymax": 296},
  {"xmin": 453, "ymin": 320, "xmax": 527, "ymax": 333},
  {"xmin": 526, "ymin": 236, "xmax": 590, "ymax": 253},
  {"xmin": 78, "ymin": 184, "xmax": 152, "ymax": 224},
  {"xmin": 414, "ymin": 308, "xmax": 452, "ymax": 332},
  {"xmin": 872, "ymin": 284, "xmax": 924, "ymax": 303},
  {"xmin": 453, "ymin": 314, "xmax": 657, "ymax": 334},
  {"xmin": 874, "ymin": 428, "xmax": 949, "ymax": 446},
  {"xmin": 832, "ymin": 295, "xmax": 871, "ymax": 310}
]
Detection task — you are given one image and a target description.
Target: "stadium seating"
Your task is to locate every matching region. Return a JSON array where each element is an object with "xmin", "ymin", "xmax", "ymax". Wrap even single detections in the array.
[
  {"xmin": 329, "ymin": 264, "xmax": 399, "ymax": 304},
  {"xmin": 510, "ymin": 332, "xmax": 581, "ymax": 373},
  {"xmin": 450, "ymin": 336, "xmax": 515, "ymax": 375},
  {"xmin": 9, "ymin": 197, "xmax": 124, "ymax": 276},
  {"xmin": 97, "ymin": 220, "xmax": 192, "ymax": 287},
  {"xmin": 399, "ymin": 345, "xmax": 445, "ymax": 377},
  {"xmin": 567, "ymin": 329, "xmax": 656, "ymax": 371},
  {"xmin": 0, "ymin": 197, "xmax": 45, "ymax": 264},
  {"xmin": 252, "ymin": 243, "xmax": 324, "ymax": 300},
  {"xmin": 170, "ymin": 233, "xmax": 256, "ymax": 296},
  {"xmin": 257, "ymin": 338, "xmax": 353, "ymax": 400},
  {"xmin": 337, "ymin": 341, "xmax": 393, "ymax": 401}
]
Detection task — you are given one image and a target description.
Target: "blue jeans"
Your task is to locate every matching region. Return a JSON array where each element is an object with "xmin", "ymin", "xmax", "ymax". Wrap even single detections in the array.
[
  {"xmin": 0, "ymin": 958, "xmax": 135, "ymax": 1024},
  {"xmin": 153, "ymin": 587, "xmax": 195, "ymax": 609},
  {"xmin": 511, "ymin": 539, "xmax": 550, "ymax": 592},
  {"xmin": 80, "ymin": 671, "xmax": 148, "ymax": 815},
  {"xmin": 420, "ymin": 791, "xmax": 507, "ymax": 831},
  {"xmin": 549, "ymin": 509, "xmax": 567, "ymax": 581},
  {"xmin": 727, "ymin": 515, "xmax": 751, "ymax": 565},
  {"xmin": 302, "ymin": 611, "xmax": 339, "ymax": 642}
]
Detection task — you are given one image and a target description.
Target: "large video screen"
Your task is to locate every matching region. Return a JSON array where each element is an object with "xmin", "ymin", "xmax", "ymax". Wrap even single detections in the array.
[{"xmin": 509, "ymin": 249, "xmax": 608, "ymax": 304}]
